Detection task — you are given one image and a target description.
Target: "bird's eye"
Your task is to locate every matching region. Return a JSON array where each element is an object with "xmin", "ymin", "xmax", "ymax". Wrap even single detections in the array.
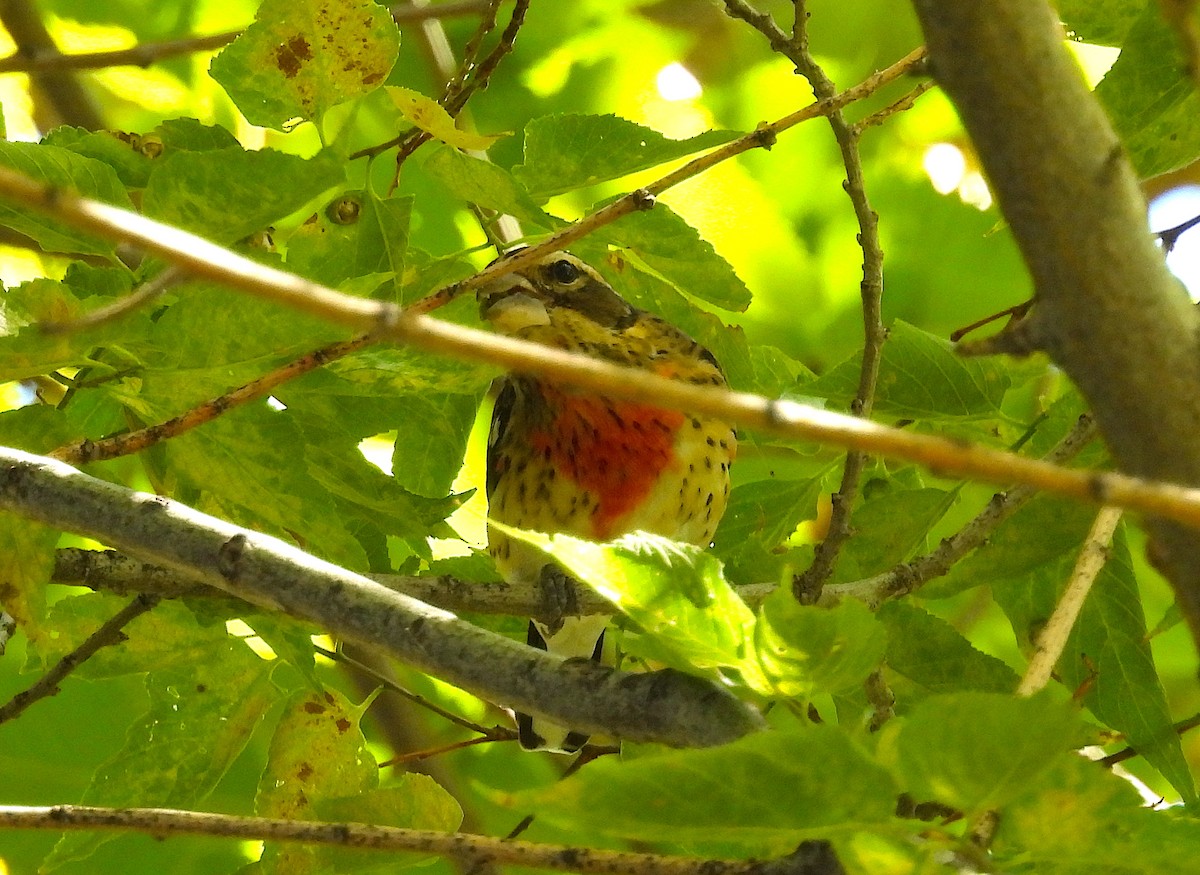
[{"xmin": 548, "ymin": 259, "xmax": 581, "ymax": 284}]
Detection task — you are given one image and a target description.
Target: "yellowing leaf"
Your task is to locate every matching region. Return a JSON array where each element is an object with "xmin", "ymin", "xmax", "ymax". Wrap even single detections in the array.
[{"xmin": 387, "ymin": 86, "xmax": 505, "ymax": 150}]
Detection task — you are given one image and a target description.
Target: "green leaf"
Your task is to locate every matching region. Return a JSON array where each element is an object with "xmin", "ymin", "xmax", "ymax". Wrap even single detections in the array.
[
  {"xmin": 423, "ymin": 144, "xmax": 558, "ymax": 228},
  {"xmin": 256, "ymin": 687, "xmax": 401, "ymax": 874},
  {"xmin": 154, "ymin": 406, "xmax": 372, "ymax": 571},
  {"xmin": 46, "ymin": 626, "xmax": 274, "ymax": 868},
  {"xmin": 41, "ymin": 127, "xmax": 155, "ymax": 188},
  {"xmin": 209, "ymin": 0, "xmax": 400, "ymax": 130},
  {"xmin": 832, "ymin": 487, "xmax": 957, "ymax": 584},
  {"xmin": 387, "ymin": 86, "xmax": 505, "ymax": 150},
  {"xmin": 0, "ymin": 141, "xmax": 135, "ymax": 255},
  {"xmin": 0, "ymin": 511, "xmax": 58, "ymax": 651},
  {"xmin": 878, "ymin": 601, "xmax": 1020, "ymax": 693},
  {"xmin": 756, "ymin": 591, "xmax": 887, "ymax": 697},
  {"xmin": 999, "ymin": 749, "xmax": 1199, "ymax": 873},
  {"xmin": 518, "ymin": 728, "xmax": 896, "ymax": 849},
  {"xmin": 503, "ymin": 528, "xmax": 761, "ymax": 685},
  {"xmin": 142, "ymin": 147, "xmax": 344, "ymax": 243},
  {"xmin": 316, "ymin": 776, "xmax": 464, "ymax": 871},
  {"xmin": 712, "ymin": 475, "xmax": 826, "ymax": 555},
  {"xmin": 887, "ymin": 691, "xmax": 1080, "ymax": 814},
  {"xmin": 0, "ymin": 277, "xmax": 153, "ymax": 383},
  {"xmin": 285, "ymin": 190, "xmax": 413, "ymax": 296},
  {"xmin": 1096, "ymin": 9, "xmax": 1200, "ymax": 178},
  {"xmin": 805, "ymin": 320, "xmax": 1011, "ymax": 419},
  {"xmin": 390, "ymin": 392, "xmax": 479, "ymax": 498},
  {"xmin": 596, "ymin": 204, "xmax": 753, "ymax": 311},
  {"xmin": 1060, "ymin": 524, "xmax": 1196, "ymax": 803},
  {"xmin": 513, "ymin": 113, "xmax": 738, "ymax": 201}
]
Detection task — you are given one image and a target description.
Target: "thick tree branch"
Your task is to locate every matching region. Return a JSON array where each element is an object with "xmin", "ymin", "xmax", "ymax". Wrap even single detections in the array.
[
  {"xmin": 0, "ymin": 448, "xmax": 764, "ymax": 748},
  {"xmin": 912, "ymin": 1, "xmax": 1200, "ymax": 647}
]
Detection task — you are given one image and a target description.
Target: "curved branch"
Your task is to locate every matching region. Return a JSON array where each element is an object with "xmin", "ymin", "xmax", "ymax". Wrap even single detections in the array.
[
  {"xmin": 912, "ymin": 0, "xmax": 1200, "ymax": 647},
  {"xmin": 0, "ymin": 448, "xmax": 764, "ymax": 749}
]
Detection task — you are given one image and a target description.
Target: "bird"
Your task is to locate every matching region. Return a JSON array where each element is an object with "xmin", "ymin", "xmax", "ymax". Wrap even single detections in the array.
[{"xmin": 477, "ymin": 248, "xmax": 737, "ymax": 752}]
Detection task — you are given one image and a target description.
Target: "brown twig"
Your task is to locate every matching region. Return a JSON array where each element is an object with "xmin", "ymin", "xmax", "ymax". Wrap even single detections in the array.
[
  {"xmin": 1100, "ymin": 711, "xmax": 1200, "ymax": 767},
  {"xmin": 852, "ymin": 80, "xmax": 937, "ymax": 135},
  {"xmin": 315, "ymin": 643, "xmax": 512, "ymax": 740},
  {"xmin": 0, "ymin": 594, "xmax": 160, "ymax": 725},
  {"xmin": 721, "ymin": 1, "xmax": 897, "ymax": 603},
  {"xmin": 48, "ymin": 333, "xmax": 375, "ymax": 466},
  {"xmin": 821, "ymin": 414, "xmax": 1098, "ymax": 608},
  {"xmin": 0, "ymin": 804, "xmax": 842, "ymax": 875}
]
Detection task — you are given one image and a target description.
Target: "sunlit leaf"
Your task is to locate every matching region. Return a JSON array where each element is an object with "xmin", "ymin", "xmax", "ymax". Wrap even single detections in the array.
[
  {"xmin": 209, "ymin": 0, "xmax": 400, "ymax": 129},
  {"xmin": 387, "ymin": 86, "xmax": 506, "ymax": 150},
  {"xmin": 518, "ymin": 728, "xmax": 896, "ymax": 850}
]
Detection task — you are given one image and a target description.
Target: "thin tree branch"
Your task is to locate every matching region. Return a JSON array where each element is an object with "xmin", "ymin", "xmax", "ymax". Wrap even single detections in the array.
[
  {"xmin": 912, "ymin": 0, "xmax": 1200, "ymax": 648},
  {"xmin": 0, "ymin": 594, "xmax": 159, "ymax": 725},
  {"xmin": 0, "ymin": 804, "xmax": 842, "ymax": 875},
  {"xmin": 7, "ymin": 158, "xmax": 1200, "ymax": 530},
  {"xmin": 1100, "ymin": 711, "xmax": 1200, "ymax": 767},
  {"xmin": 1016, "ymin": 506, "xmax": 1123, "ymax": 697},
  {"xmin": 851, "ymin": 80, "xmax": 937, "ymax": 135},
  {"xmin": 0, "ymin": 2, "xmax": 497, "ymax": 75},
  {"xmin": 822, "ymin": 414, "xmax": 1098, "ymax": 607},
  {"xmin": 1156, "ymin": 213, "xmax": 1200, "ymax": 254},
  {"xmin": 721, "ymin": 1, "xmax": 891, "ymax": 603},
  {"xmin": 0, "ymin": 448, "xmax": 765, "ymax": 748},
  {"xmin": 48, "ymin": 333, "xmax": 374, "ymax": 465}
]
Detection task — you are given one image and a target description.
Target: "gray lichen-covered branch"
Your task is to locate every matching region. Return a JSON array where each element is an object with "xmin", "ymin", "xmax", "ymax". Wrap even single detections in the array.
[
  {"xmin": 912, "ymin": 0, "xmax": 1200, "ymax": 647},
  {"xmin": 0, "ymin": 447, "xmax": 764, "ymax": 748}
]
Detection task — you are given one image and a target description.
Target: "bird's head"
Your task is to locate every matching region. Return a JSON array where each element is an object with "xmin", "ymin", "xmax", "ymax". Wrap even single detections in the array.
[{"xmin": 477, "ymin": 249, "xmax": 638, "ymax": 345}]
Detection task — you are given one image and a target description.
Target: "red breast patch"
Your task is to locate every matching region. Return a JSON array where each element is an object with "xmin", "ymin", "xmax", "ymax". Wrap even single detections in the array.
[{"xmin": 529, "ymin": 389, "xmax": 684, "ymax": 539}]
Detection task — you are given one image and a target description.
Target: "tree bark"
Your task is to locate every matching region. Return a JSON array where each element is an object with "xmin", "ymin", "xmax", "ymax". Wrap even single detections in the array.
[{"xmin": 911, "ymin": 0, "xmax": 1200, "ymax": 649}]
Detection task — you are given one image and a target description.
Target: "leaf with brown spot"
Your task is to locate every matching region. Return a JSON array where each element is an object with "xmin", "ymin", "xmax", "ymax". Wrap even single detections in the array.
[{"xmin": 209, "ymin": 0, "xmax": 400, "ymax": 130}]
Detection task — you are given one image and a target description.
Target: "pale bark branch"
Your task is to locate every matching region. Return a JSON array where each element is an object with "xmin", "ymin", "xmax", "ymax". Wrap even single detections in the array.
[
  {"xmin": 1017, "ymin": 506, "xmax": 1123, "ymax": 697},
  {"xmin": 3, "ymin": 159, "xmax": 1200, "ymax": 527},
  {"xmin": 0, "ymin": 448, "xmax": 764, "ymax": 748}
]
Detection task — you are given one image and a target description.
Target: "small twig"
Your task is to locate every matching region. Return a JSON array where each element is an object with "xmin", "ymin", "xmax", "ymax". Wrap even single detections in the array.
[
  {"xmin": 821, "ymin": 414, "xmax": 1098, "ymax": 608},
  {"xmin": 1156, "ymin": 213, "xmax": 1200, "ymax": 254},
  {"xmin": 1016, "ymin": 505, "xmax": 1123, "ymax": 697},
  {"xmin": 0, "ymin": 804, "xmax": 839, "ymax": 875},
  {"xmin": 41, "ymin": 266, "xmax": 184, "ymax": 335},
  {"xmin": 1100, "ymin": 711, "xmax": 1200, "ymax": 767},
  {"xmin": 0, "ymin": 2, "xmax": 496, "ymax": 75},
  {"xmin": 49, "ymin": 333, "xmax": 375, "ymax": 465},
  {"xmin": 315, "ymin": 643, "xmax": 511, "ymax": 740},
  {"xmin": 0, "ymin": 594, "xmax": 160, "ymax": 725},
  {"xmin": 722, "ymin": 1, "xmax": 894, "ymax": 603},
  {"xmin": 380, "ymin": 733, "xmax": 515, "ymax": 766},
  {"xmin": 851, "ymin": 80, "xmax": 937, "ymax": 135}
]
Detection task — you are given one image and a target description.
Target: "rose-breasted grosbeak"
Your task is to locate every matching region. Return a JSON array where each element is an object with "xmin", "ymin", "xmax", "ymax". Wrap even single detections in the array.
[{"xmin": 479, "ymin": 249, "xmax": 736, "ymax": 751}]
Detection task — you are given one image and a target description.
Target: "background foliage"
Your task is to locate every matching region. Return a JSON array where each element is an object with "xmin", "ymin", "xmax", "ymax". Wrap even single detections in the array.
[{"xmin": 2, "ymin": 0, "xmax": 1200, "ymax": 873}]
